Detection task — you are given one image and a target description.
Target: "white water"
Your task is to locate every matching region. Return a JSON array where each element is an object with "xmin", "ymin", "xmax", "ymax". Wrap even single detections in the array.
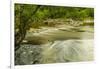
[
  {"xmin": 40, "ymin": 39, "xmax": 93, "ymax": 63},
  {"xmin": 24, "ymin": 25, "xmax": 94, "ymax": 64}
]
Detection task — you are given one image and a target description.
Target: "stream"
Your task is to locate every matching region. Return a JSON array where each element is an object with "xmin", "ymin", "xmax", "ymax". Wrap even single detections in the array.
[{"xmin": 15, "ymin": 24, "xmax": 94, "ymax": 65}]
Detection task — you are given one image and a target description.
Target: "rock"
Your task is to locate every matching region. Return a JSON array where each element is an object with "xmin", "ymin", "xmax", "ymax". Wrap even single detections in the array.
[{"xmin": 15, "ymin": 44, "xmax": 42, "ymax": 65}]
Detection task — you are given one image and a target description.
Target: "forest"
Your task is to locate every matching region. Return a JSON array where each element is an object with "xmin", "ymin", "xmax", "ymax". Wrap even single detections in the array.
[{"xmin": 15, "ymin": 3, "xmax": 94, "ymax": 65}]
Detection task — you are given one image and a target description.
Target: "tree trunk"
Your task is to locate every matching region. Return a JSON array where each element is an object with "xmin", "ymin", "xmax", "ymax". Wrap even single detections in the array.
[{"xmin": 15, "ymin": 5, "xmax": 41, "ymax": 51}]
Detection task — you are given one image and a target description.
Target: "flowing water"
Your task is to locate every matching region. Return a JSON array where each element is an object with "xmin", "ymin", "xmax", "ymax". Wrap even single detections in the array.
[{"xmin": 15, "ymin": 25, "xmax": 94, "ymax": 65}]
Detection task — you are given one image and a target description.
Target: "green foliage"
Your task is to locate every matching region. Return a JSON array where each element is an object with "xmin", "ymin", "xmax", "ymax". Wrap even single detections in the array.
[
  {"xmin": 15, "ymin": 4, "xmax": 94, "ymax": 29},
  {"xmin": 15, "ymin": 4, "xmax": 41, "ymax": 51},
  {"xmin": 15, "ymin": 4, "xmax": 94, "ymax": 51}
]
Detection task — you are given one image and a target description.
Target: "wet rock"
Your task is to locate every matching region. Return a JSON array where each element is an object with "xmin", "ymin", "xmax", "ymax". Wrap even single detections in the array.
[{"xmin": 15, "ymin": 44, "xmax": 42, "ymax": 65}]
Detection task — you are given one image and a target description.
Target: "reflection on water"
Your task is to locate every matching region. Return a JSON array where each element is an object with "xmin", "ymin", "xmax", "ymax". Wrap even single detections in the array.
[{"xmin": 15, "ymin": 25, "xmax": 94, "ymax": 65}]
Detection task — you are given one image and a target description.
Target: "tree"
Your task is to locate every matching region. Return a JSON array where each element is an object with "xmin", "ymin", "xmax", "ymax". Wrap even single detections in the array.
[
  {"xmin": 15, "ymin": 4, "xmax": 41, "ymax": 51},
  {"xmin": 15, "ymin": 4, "xmax": 94, "ymax": 51}
]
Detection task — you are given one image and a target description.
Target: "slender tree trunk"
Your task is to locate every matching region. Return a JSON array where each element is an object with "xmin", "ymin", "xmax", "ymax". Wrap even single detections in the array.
[{"xmin": 15, "ymin": 5, "xmax": 41, "ymax": 51}]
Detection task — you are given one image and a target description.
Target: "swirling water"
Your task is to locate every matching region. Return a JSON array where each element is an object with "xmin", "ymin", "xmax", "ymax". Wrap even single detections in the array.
[{"xmin": 15, "ymin": 25, "xmax": 94, "ymax": 65}]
